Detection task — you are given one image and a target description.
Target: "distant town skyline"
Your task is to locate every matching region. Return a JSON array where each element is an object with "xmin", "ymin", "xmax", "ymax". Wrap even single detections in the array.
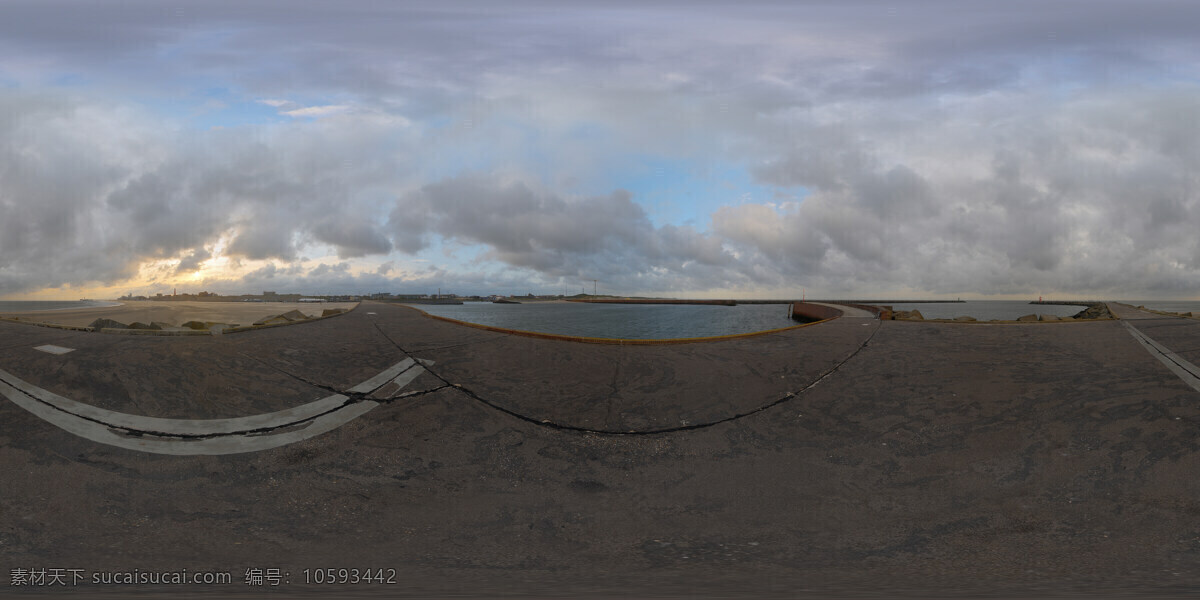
[{"xmin": 2, "ymin": 1, "xmax": 1199, "ymax": 301}]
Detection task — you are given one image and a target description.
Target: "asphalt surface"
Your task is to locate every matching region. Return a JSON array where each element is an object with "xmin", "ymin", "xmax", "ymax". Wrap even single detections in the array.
[{"xmin": 2, "ymin": 301, "xmax": 1200, "ymax": 597}]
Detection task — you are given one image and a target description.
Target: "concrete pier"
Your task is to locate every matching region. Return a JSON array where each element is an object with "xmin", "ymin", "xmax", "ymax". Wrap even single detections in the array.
[{"xmin": 2, "ymin": 301, "xmax": 1200, "ymax": 597}]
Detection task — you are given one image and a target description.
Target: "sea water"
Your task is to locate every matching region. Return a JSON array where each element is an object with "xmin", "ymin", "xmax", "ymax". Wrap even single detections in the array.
[
  {"xmin": 883, "ymin": 301, "xmax": 1089, "ymax": 320},
  {"xmin": 414, "ymin": 302, "xmax": 798, "ymax": 340},
  {"xmin": 416, "ymin": 299, "xmax": 1200, "ymax": 338}
]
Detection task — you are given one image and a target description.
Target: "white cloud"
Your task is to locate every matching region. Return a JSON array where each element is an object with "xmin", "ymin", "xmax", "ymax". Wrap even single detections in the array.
[
  {"xmin": 281, "ymin": 104, "xmax": 350, "ymax": 118},
  {"xmin": 4, "ymin": 2, "xmax": 1200, "ymax": 299}
]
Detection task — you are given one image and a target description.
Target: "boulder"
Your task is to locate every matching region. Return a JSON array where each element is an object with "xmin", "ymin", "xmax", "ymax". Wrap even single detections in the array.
[
  {"xmin": 151, "ymin": 321, "xmax": 176, "ymax": 329},
  {"xmin": 1016, "ymin": 314, "xmax": 1038, "ymax": 322},
  {"xmin": 1039, "ymin": 314, "xmax": 1059, "ymax": 321},
  {"xmin": 279, "ymin": 310, "xmax": 308, "ymax": 322},
  {"xmin": 908, "ymin": 309, "xmax": 924, "ymax": 320},
  {"xmin": 254, "ymin": 316, "xmax": 292, "ymax": 326},
  {"xmin": 180, "ymin": 321, "xmax": 209, "ymax": 330},
  {"xmin": 88, "ymin": 318, "xmax": 128, "ymax": 331},
  {"xmin": 126, "ymin": 322, "xmax": 160, "ymax": 330},
  {"xmin": 954, "ymin": 316, "xmax": 977, "ymax": 322},
  {"xmin": 321, "ymin": 308, "xmax": 346, "ymax": 317}
]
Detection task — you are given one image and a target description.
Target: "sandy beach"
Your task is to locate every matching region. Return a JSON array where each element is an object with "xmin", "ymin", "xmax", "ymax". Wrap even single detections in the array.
[{"xmin": 0, "ymin": 300, "xmax": 359, "ymax": 328}]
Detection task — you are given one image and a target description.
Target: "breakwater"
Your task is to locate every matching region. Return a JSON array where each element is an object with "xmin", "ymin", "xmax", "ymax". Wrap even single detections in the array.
[
  {"xmin": 1030, "ymin": 300, "xmax": 1098, "ymax": 306},
  {"xmin": 386, "ymin": 299, "xmax": 464, "ymax": 305},
  {"xmin": 790, "ymin": 302, "xmax": 843, "ymax": 323},
  {"xmin": 573, "ymin": 298, "xmax": 737, "ymax": 306}
]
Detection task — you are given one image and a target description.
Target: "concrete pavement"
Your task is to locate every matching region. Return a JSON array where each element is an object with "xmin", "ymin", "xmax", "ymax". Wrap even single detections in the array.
[
  {"xmin": 3, "ymin": 301, "xmax": 1200, "ymax": 597},
  {"xmin": 811, "ymin": 302, "xmax": 877, "ymax": 318},
  {"xmin": 1109, "ymin": 302, "xmax": 1200, "ymax": 393}
]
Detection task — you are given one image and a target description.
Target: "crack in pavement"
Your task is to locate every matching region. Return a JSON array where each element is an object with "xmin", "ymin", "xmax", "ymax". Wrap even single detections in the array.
[
  {"xmin": 372, "ymin": 317, "xmax": 884, "ymax": 435},
  {"xmin": 242, "ymin": 352, "xmax": 449, "ymax": 403},
  {"xmin": 238, "ymin": 352, "xmax": 352, "ymax": 396}
]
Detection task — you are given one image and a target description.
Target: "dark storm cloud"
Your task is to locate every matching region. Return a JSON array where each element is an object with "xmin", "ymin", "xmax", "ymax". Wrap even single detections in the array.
[{"xmin": 174, "ymin": 248, "xmax": 211, "ymax": 275}]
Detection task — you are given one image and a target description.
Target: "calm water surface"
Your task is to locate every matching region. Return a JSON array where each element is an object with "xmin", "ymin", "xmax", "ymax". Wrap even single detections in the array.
[
  {"xmin": 418, "ymin": 299, "xmax": 1200, "ymax": 337},
  {"xmin": 413, "ymin": 302, "xmax": 799, "ymax": 339},
  {"xmin": 885, "ymin": 301, "xmax": 1089, "ymax": 320}
]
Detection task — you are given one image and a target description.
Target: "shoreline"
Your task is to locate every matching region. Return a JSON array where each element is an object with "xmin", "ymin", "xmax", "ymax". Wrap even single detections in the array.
[
  {"xmin": 0, "ymin": 300, "xmax": 360, "ymax": 328},
  {"xmin": 399, "ymin": 302, "xmax": 830, "ymax": 345},
  {"xmin": 0, "ymin": 300, "xmax": 124, "ymax": 311}
]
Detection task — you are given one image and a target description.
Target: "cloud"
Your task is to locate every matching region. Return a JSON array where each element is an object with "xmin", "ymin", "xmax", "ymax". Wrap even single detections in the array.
[
  {"xmin": 387, "ymin": 174, "xmax": 740, "ymax": 291},
  {"xmin": 281, "ymin": 105, "xmax": 349, "ymax": 118},
  {"xmin": 174, "ymin": 248, "xmax": 211, "ymax": 274},
  {"xmin": 0, "ymin": 91, "xmax": 416, "ymax": 296},
  {"xmin": 739, "ymin": 87, "xmax": 1200, "ymax": 296},
  {"xmin": 311, "ymin": 217, "xmax": 392, "ymax": 258},
  {"xmin": 4, "ymin": 3, "xmax": 1200, "ymax": 299},
  {"xmin": 389, "ymin": 175, "xmax": 651, "ymax": 268},
  {"xmin": 0, "ymin": 93, "xmax": 159, "ymax": 293}
]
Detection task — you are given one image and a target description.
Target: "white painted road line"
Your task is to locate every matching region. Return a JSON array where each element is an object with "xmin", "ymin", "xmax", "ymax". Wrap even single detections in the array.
[
  {"xmin": 0, "ymin": 357, "xmax": 430, "ymax": 455},
  {"xmin": 0, "ymin": 378, "xmax": 379, "ymax": 456},
  {"xmin": 0, "ymin": 367, "xmax": 349, "ymax": 435},
  {"xmin": 348, "ymin": 358, "xmax": 415, "ymax": 394},
  {"xmin": 1122, "ymin": 321, "xmax": 1200, "ymax": 393}
]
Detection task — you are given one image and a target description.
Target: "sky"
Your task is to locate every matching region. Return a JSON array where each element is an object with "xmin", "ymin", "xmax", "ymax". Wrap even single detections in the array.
[{"xmin": 1, "ymin": 0, "xmax": 1199, "ymax": 300}]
